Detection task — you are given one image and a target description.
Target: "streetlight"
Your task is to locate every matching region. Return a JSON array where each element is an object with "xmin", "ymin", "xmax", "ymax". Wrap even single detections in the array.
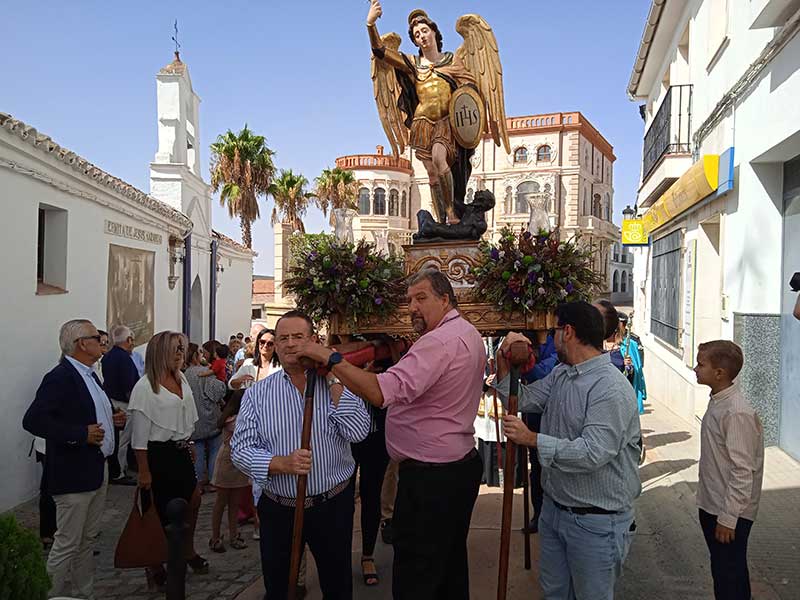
[{"xmin": 622, "ymin": 205, "xmax": 636, "ymax": 220}]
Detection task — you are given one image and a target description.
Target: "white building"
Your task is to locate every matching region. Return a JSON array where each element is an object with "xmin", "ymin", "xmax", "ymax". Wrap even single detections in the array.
[
  {"xmin": 627, "ymin": 0, "xmax": 800, "ymax": 458},
  {"xmin": 0, "ymin": 52, "xmax": 254, "ymax": 511},
  {"xmin": 610, "ymin": 242, "xmax": 634, "ymax": 306},
  {"xmin": 269, "ymin": 112, "xmax": 620, "ymax": 317}
]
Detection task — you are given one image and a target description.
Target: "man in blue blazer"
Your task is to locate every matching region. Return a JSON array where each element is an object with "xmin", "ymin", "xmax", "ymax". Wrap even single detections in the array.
[{"xmin": 23, "ymin": 318, "xmax": 124, "ymax": 600}]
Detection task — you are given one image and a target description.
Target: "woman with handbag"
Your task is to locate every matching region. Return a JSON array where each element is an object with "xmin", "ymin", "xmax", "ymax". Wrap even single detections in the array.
[
  {"xmin": 129, "ymin": 331, "xmax": 209, "ymax": 590},
  {"xmin": 185, "ymin": 343, "xmax": 226, "ymax": 493}
]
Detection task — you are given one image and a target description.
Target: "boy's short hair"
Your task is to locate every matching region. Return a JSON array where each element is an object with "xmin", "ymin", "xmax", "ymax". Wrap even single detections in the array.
[
  {"xmin": 698, "ymin": 340, "xmax": 744, "ymax": 379},
  {"xmin": 215, "ymin": 344, "xmax": 230, "ymax": 360}
]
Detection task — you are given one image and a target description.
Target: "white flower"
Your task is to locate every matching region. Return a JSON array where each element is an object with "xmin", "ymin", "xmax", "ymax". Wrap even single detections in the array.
[
  {"xmin": 538, "ymin": 277, "xmax": 544, "ymax": 284},
  {"xmin": 560, "ymin": 289, "xmax": 568, "ymax": 297},
  {"xmin": 499, "ymin": 250, "xmax": 506, "ymax": 259},
  {"xmin": 538, "ymin": 287, "xmax": 546, "ymax": 295}
]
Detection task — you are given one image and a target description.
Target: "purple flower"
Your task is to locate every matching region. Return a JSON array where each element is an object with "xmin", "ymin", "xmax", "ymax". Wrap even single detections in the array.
[
  {"xmin": 527, "ymin": 271, "xmax": 537, "ymax": 283},
  {"xmin": 523, "ymin": 231, "xmax": 532, "ymax": 240},
  {"xmin": 309, "ymin": 251, "xmax": 319, "ymax": 260},
  {"xmin": 355, "ymin": 256, "xmax": 366, "ymax": 268},
  {"xmin": 490, "ymin": 248, "xmax": 500, "ymax": 260},
  {"xmin": 565, "ymin": 282, "xmax": 575, "ymax": 293},
  {"xmin": 375, "ymin": 296, "xmax": 384, "ymax": 305}
]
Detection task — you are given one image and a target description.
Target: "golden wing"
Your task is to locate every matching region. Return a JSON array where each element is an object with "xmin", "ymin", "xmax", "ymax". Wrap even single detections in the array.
[
  {"xmin": 455, "ymin": 15, "xmax": 511, "ymax": 154},
  {"xmin": 371, "ymin": 32, "xmax": 408, "ymax": 156}
]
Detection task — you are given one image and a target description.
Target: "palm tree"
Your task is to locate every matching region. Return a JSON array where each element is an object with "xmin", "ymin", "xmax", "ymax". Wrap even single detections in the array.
[
  {"xmin": 268, "ymin": 169, "xmax": 316, "ymax": 234},
  {"xmin": 314, "ymin": 167, "xmax": 359, "ymax": 224},
  {"xmin": 209, "ymin": 125, "xmax": 275, "ymax": 249}
]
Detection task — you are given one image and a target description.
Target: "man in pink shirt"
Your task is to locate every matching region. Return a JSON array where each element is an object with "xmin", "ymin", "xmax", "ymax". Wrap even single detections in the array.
[{"xmin": 298, "ymin": 269, "xmax": 485, "ymax": 599}]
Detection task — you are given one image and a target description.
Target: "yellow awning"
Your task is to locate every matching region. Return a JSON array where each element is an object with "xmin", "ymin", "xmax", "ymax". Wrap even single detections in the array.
[{"xmin": 642, "ymin": 155, "xmax": 719, "ymax": 233}]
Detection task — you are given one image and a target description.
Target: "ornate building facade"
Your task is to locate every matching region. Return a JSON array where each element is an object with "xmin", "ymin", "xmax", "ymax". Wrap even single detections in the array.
[{"xmin": 268, "ymin": 112, "xmax": 618, "ymax": 316}]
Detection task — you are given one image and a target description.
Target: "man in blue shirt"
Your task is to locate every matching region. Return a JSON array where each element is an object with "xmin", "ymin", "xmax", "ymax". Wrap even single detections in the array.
[{"xmin": 102, "ymin": 324, "xmax": 139, "ymax": 483}]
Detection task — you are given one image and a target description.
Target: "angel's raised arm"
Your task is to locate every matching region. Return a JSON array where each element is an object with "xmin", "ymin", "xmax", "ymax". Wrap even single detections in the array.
[{"xmin": 367, "ymin": 0, "xmax": 412, "ymax": 73}]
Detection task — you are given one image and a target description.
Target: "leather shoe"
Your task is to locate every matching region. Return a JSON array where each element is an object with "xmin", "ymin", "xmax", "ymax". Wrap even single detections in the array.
[{"xmin": 110, "ymin": 475, "xmax": 137, "ymax": 486}]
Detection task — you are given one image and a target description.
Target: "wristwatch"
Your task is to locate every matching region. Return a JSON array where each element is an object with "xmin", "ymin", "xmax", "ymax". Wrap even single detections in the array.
[
  {"xmin": 326, "ymin": 351, "xmax": 343, "ymax": 371},
  {"xmin": 327, "ymin": 376, "xmax": 343, "ymax": 388}
]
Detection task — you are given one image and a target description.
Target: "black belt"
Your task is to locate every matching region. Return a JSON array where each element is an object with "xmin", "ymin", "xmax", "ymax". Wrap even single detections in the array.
[
  {"xmin": 399, "ymin": 448, "xmax": 479, "ymax": 471},
  {"xmin": 263, "ymin": 478, "xmax": 350, "ymax": 509},
  {"xmin": 553, "ymin": 499, "xmax": 619, "ymax": 515}
]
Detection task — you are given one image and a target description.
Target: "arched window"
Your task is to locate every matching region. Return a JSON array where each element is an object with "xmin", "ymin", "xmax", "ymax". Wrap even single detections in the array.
[
  {"xmin": 621, "ymin": 271, "xmax": 627, "ymax": 293},
  {"xmin": 505, "ymin": 186, "xmax": 513, "ymax": 214},
  {"xmin": 388, "ymin": 189, "xmax": 399, "ymax": 216},
  {"xmin": 400, "ymin": 191, "xmax": 407, "ymax": 217},
  {"xmin": 373, "ymin": 187, "xmax": 386, "ymax": 215},
  {"xmin": 358, "ymin": 187, "xmax": 370, "ymax": 215},
  {"xmin": 605, "ymin": 193, "xmax": 611, "ymax": 220},
  {"xmin": 516, "ymin": 181, "xmax": 540, "ymax": 214},
  {"xmin": 613, "ymin": 270, "xmax": 619, "ymax": 293},
  {"xmin": 628, "ymin": 272, "xmax": 634, "ymax": 291},
  {"xmin": 583, "ymin": 189, "xmax": 589, "ymax": 215},
  {"xmin": 593, "ymin": 193, "xmax": 602, "ymax": 218},
  {"xmin": 537, "ymin": 145, "xmax": 551, "ymax": 162},
  {"xmin": 514, "ymin": 147, "xmax": 528, "ymax": 164}
]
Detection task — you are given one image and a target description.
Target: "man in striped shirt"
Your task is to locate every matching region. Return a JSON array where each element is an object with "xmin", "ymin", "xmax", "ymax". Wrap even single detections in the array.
[
  {"xmin": 231, "ymin": 311, "xmax": 371, "ymax": 600},
  {"xmin": 494, "ymin": 301, "xmax": 641, "ymax": 600}
]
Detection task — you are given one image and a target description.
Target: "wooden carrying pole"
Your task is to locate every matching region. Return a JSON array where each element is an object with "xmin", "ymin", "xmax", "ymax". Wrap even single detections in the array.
[
  {"xmin": 497, "ymin": 342, "xmax": 532, "ymax": 599},
  {"xmin": 520, "ymin": 444, "xmax": 532, "ymax": 570},
  {"xmin": 287, "ymin": 370, "xmax": 317, "ymax": 600}
]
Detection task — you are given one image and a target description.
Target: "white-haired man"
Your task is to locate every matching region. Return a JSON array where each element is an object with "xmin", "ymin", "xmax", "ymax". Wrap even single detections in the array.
[
  {"xmin": 24, "ymin": 319, "xmax": 124, "ymax": 599},
  {"xmin": 101, "ymin": 324, "xmax": 139, "ymax": 484}
]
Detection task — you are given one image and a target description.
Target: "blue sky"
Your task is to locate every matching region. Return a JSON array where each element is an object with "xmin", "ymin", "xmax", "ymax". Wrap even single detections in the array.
[{"xmin": 2, "ymin": 1, "xmax": 650, "ymax": 275}]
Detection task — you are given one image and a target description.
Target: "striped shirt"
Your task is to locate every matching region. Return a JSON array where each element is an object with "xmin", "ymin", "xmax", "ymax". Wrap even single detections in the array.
[
  {"xmin": 697, "ymin": 381, "xmax": 764, "ymax": 528},
  {"xmin": 230, "ymin": 370, "xmax": 371, "ymax": 498},
  {"xmin": 494, "ymin": 352, "xmax": 641, "ymax": 512}
]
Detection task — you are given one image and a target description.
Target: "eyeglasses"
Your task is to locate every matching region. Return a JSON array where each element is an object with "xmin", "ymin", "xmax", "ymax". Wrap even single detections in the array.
[
  {"xmin": 76, "ymin": 335, "xmax": 102, "ymax": 344},
  {"xmin": 259, "ymin": 339, "xmax": 275, "ymax": 347}
]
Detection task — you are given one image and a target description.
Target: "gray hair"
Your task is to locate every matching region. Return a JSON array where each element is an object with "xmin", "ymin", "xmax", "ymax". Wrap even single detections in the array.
[
  {"xmin": 406, "ymin": 268, "xmax": 457, "ymax": 307},
  {"xmin": 59, "ymin": 319, "xmax": 94, "ymax": 356},
  {"xmin": 111, "ymin": 324, "xmax": 133, "ymax": 345}
]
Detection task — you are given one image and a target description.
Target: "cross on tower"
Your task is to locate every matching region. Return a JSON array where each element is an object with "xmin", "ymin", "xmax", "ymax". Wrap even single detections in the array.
[{"xmin": 171, "ymin": 20, "xmax": 181, "ymax": 56}]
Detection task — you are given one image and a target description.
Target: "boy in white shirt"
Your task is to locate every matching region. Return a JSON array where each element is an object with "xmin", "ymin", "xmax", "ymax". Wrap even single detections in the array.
[{"xmin": 693, "ymin": 340, "xmax": 764, "ymax": 600}]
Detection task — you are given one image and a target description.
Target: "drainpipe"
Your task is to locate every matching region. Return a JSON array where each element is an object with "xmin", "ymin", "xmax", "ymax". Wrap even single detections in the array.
[
  {"xmin": 182, "ymin": 234, "xmax": 192, "ymax": 338},
  {"xmin": 209, "ymin": 239, "xmax": 218, "ymax": 341}
]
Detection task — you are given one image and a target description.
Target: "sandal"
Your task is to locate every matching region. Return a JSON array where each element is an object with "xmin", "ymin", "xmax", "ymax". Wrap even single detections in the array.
[
  {"xmin": 188, "ymin": 553, "xmax": 210, "ymax": 573},
  {"xmin": 209, "ymin": 537, "xmax": 226, "ymax": 553},
  {"xmin": 361, "ymin": 556, "xmax": 379, "ymax": 586},
  {"xmin": 230, "ymin": 533, "xmax": 247, "ymax": 550}
]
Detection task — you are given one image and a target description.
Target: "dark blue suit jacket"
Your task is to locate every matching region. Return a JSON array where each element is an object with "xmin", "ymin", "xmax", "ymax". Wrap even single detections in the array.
[
  {"xmin": 23, "ymin": 358, "xmax": 107, "ymax": 495},
  {"xmin": 101, "ymin": 345, "xmax": 139, "ymax": 403}
]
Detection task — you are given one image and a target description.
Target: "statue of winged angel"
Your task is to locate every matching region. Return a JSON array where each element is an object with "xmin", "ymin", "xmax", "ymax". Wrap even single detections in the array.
[{"xmin": 367, "ymin": 0, "xmax": 511, "ymax": 232}]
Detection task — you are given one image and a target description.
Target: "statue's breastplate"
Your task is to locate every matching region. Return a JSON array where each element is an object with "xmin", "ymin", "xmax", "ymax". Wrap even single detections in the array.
[{"xmin": 414, "ymin": 68, "xmax": 451, "ymax": 122}]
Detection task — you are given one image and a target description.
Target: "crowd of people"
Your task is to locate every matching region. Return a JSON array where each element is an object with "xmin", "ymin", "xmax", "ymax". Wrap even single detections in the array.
[{"xmin": 22, "ymin": 268, "xmax": 765, "ymax": 600}]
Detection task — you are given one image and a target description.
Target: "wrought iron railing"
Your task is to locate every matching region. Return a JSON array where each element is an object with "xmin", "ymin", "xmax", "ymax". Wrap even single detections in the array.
[{"xmin": 642, "ymin": 84, "xmax": 692, "ymax": 181}]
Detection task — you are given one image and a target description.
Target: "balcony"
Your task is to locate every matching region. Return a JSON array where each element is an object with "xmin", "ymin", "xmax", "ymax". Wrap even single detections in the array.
[
  {"xmin": 577, "ymin": 215, "xmax": 619, "ymax": 239},
  {"xmin": 335, "ymin": 153, "xmax": 413, "ymax": 175},
  {"xmin": 639, "ymin": 85, "xmax": 693, "ymax": 207}
]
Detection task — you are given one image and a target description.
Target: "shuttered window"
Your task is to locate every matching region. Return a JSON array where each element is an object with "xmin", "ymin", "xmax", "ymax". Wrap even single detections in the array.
[{"xmin": 650, "ymin": 230, "xmax": 682, "ymax": 346}]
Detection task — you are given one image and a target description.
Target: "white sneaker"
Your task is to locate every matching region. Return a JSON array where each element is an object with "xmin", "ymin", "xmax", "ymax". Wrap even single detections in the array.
[{"xmin": 253, "ymin": 528, "xmax": 260, "ymax": 540}]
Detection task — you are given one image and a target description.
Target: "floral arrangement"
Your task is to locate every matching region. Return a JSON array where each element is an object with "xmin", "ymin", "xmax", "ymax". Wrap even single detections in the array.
[
  {"xmin": 473, "ymin": 227, "xmax": 603, "ymax": 313},
  {"xmin": 283, "ymin": 233, "xmax": 406, "ymax": 327}
]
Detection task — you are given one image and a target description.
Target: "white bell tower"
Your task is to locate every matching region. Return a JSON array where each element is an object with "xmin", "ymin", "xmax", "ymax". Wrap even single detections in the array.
[{"xmin": 149, "ymin": 51, "xmax": 211, "ymax": 236}]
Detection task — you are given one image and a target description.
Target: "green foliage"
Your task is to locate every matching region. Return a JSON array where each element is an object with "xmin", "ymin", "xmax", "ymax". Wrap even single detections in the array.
[
  {"xmin": 283, "ymin": 234, "xmax": 406, "ymax": 328},
  {"xmin": 0, "ymin": 514, "xmax": 50, "ymax": 600},
  {"xmin": 473, "ymin": 227, "xmax": 603, "ymax": 312}
]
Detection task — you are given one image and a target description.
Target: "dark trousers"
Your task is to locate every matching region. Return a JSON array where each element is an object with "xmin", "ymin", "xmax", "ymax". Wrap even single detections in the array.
[
  {"xmin": 258, "ymin": 480, "xmax": 355, "ymax": 600},
  {"xmin": 522, "ymin": 413, "xmax": 544, "ymax": 523},
  {"xmin": 36, "ymin": 452, "xmax": 57, "ymax": 539},
  {"xmin": 351, "ymin": 429, "xmax": 390, "ymax": 556},
  {"xmin": 392, "ymin": 451, "xmax": 482, "ymax": 600},
  {"xmin": 699, "ymin": 509, "xmax": 754, "ymax": 600}
]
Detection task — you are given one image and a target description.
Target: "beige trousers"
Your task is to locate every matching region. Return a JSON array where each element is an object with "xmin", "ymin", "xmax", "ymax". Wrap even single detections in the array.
[
  {"xmin": 381, "ymin": 459, "xmax": 399, "ymax": 520},
  {"xmin": 48, "ymin": 468, "xmax": 108, "ymax": 599}
]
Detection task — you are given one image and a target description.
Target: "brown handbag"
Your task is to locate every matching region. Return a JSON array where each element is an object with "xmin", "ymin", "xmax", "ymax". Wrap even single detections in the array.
[{"xmin": 114, "ymin": 488, "xmax": 168, "ymax": 568}]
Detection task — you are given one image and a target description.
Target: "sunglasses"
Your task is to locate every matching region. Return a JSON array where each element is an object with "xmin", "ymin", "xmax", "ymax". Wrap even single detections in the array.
[{"xmin": 259, "ymin": 339, "xmax": 275, "ymax": 347}]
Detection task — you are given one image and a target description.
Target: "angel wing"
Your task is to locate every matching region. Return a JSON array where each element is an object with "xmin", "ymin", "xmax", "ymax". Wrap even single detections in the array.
[
  {"xmin": 455, "ymin": 15, "xmax": 511, "ymax": 154},
  {"xmin": 371, "ymin": 32, "xmax": 408, "ymax": 156}
]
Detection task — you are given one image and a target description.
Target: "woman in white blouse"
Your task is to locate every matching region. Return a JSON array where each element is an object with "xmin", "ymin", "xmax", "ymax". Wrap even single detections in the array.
[
  {"xmin": 229, "ymin": 328, "xmax": 281, "ymax": 390},
  {"xmin": 129, "ymin": 331, "xmax": 208, "ymax": 590}
]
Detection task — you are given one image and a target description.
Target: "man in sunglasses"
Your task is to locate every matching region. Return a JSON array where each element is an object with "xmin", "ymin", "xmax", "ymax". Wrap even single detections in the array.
[{"xmin": 24, "ymin": 319, "xmax": 125, "ymax": 599}]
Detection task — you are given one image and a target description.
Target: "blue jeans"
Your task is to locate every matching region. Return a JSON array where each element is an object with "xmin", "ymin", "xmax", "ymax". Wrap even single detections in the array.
[
  {"xmin": 193, "ymin": 434, "xmax": 222, "ymax": 483},
  {"xmin": 539, "ymin": 496, "xmax": 634, "ymax": 600}
]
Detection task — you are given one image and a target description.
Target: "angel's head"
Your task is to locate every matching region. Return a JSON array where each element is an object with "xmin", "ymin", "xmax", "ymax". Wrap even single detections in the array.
[{"xmin": 408, "ymin": 10, "xmax": 443, "ymax": 54}]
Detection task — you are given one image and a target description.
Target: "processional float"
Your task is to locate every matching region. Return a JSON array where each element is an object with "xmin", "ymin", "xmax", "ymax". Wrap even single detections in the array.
[{"xmin": 287, "ymin": 3, "xmax": 557, "ymax": 598}]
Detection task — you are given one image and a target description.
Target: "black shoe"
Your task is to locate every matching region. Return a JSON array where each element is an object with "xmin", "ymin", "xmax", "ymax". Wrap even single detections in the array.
[
  {"xmin": 380, "ymin": 519, "xmax": 393, "ymax": 545},
  {"xmin": 110, "ymin": 475, "xmax": 137, "ymax": 486}
]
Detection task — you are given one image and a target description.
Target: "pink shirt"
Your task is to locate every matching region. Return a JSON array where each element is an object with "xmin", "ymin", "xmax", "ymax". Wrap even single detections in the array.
[{"xmin": 377, "ymin": 309, "xmax": 486, "ymax": 462}]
